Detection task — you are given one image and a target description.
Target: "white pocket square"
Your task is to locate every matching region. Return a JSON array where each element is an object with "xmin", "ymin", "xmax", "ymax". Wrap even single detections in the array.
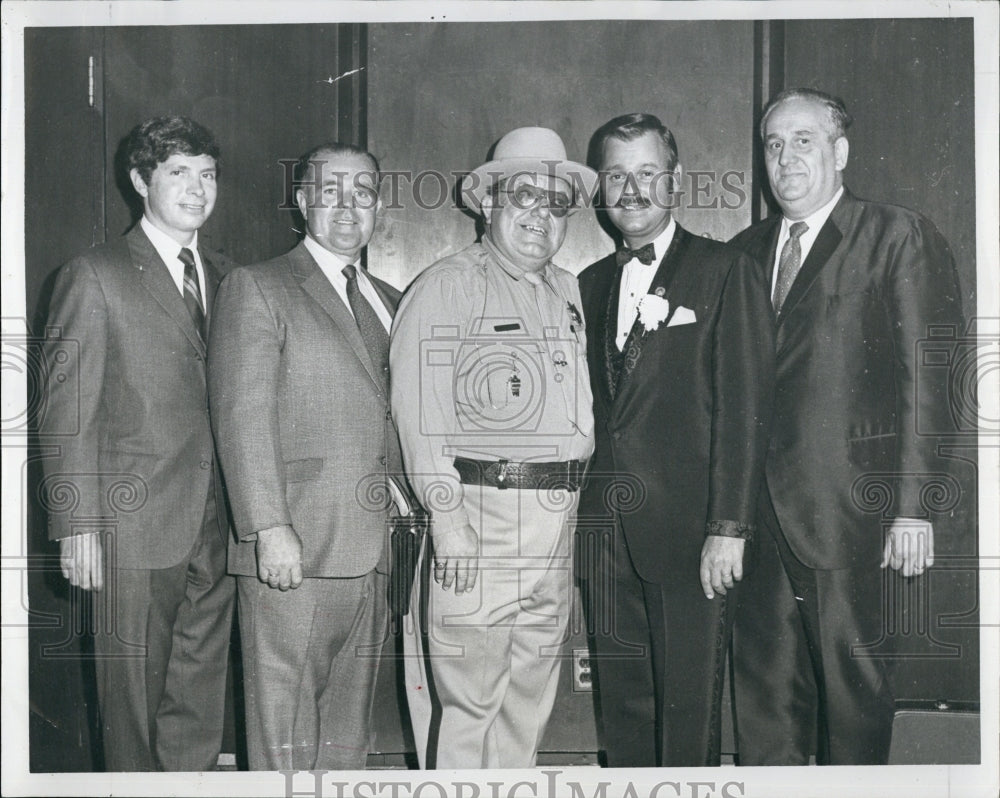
[{"xmin": 667, "ymin": 306, "xmax": 697, "ymax": 327}]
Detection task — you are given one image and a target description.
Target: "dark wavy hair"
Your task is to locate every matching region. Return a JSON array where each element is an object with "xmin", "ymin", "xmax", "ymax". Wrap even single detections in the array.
[
  {"xmin": 590, "ymin": 112, "xmax": 679, "ymax": 172},
  {"xmin": 125, "ymin": 116, "xmax": 221, "ymax": 183}
]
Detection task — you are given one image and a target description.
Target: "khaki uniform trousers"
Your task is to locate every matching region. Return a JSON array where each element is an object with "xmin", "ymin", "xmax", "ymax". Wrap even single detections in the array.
[{"xmin": 404, "ymin": 484, "xmax": 578, "ymax": 768}]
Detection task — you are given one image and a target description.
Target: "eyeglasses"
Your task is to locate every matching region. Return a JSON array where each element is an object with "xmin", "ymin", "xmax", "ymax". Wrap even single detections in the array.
[{"xmin": 504, "ymin": 184, "xmax": 575, "ymax": 217}]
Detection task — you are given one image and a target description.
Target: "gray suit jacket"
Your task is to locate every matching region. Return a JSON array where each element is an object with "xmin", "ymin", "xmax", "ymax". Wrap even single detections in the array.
[
  {"xmin": 208, "ymin": 241, "xmax": 402, "ymax": 578},
  {"xmin": 41, "ymin": 224, "xmax": 234, "ymax": 569}
]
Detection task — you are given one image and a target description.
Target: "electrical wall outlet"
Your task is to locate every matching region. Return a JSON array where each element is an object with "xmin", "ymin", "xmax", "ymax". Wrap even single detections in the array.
[{"xmin": 572, "ymin": 647, "xmax": 593, "ymax": 692}]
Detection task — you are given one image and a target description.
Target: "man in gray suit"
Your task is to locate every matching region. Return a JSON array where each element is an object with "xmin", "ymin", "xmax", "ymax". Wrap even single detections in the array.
[
  {"xmin": 41, "ymin": 116, "xmax": 237, "ymax": 771},
  {"xmin": 209, "ymin": 142, "xmax": 400, "ymax": 771}
]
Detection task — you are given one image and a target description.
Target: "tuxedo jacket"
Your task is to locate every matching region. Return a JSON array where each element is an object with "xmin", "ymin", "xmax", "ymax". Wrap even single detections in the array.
[
  {"xmin": 208, "ymin": 241, "xmax": 402, "ymax": 578},
  {"xmin": 41, "ymin": 224, "xmax": 235, "ymax": 569},
  {"xmin": 730, "ymin": 189, "xmax": 964, "ymax": 569},
  {"xmin": 578, "ymin": 225, "xmax": 775, "ymax": 583}
]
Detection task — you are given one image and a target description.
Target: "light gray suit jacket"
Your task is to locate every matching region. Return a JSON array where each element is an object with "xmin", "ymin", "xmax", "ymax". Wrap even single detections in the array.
[{"xmin": 208, "ymin": 241, "xmax": 401, "ymax": 578}]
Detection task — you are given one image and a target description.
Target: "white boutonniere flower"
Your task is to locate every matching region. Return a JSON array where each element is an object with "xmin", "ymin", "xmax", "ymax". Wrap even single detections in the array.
[{"xmin": 637, "ymin": 294, "xmax": 670, "ymax": 332}]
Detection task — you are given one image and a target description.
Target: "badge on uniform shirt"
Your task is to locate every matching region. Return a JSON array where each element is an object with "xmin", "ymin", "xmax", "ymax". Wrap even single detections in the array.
[{"xmin": 566, "ymin": 301, "xmax": 583, "ymax": 332}]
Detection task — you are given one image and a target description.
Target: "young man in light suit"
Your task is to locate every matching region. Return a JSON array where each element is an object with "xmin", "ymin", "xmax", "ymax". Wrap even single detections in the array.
[
  {"xmin": 209, "ymin": 143, "xmax": 401, "ymax": 771},
  {"xmin": 41, "ymin": 116, "xmax": 237, "ymax": 771}
]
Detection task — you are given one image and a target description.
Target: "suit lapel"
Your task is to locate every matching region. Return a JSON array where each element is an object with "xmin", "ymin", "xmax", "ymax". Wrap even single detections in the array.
[
  {"xmin": 199, "ymin": 248, "xmax": 223, "ymax": 335},
  {"xmin": 290, "ymin": 243, "xmax": 386, "ymax": 394},
  {"xmin": 612, "ymin": 225, "xmax": 691, "ymax": 401},
  {"xmin": 759, "ymin": 217, "xmax": 782, "ymax": 289},
  {"xmin": 368, "ymin": 273, "xmax": 401, "ymax": 316},
  {"xmin": 601, "ymin": 258, "xmax": 624, "ymax": 401},
  {"xmin": 127, "ymin": 226, "xmax": 206, "ymax": 356}
]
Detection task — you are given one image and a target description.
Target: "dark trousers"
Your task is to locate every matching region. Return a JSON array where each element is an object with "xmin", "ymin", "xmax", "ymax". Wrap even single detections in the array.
[
  {"xmin": 93, "ymin": 492, "xmax": 235, "ymax": 771},
  {"xmin": 581, "ymin": 520, "xmax": 734, "ymax": 767},
  {"xmin": 732, "ymin": 492, "xmax": 895, "ymax": 765}
]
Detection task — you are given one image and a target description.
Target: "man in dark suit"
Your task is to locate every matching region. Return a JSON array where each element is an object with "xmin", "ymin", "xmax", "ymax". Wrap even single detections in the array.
[
  {"xmin": 209, "ymin": 143, "xmax": 400, "ymax": 771},
  {"xmin": 577, "ymin": 113, "xmax": 774, "ymax": 767},
  {"xmin": 730, "ymin": 88, "xmax": 965, "ymax": 765},
  {"xmin": 40, "ymin": 116, "xmax": 236, "ymax": 771}
]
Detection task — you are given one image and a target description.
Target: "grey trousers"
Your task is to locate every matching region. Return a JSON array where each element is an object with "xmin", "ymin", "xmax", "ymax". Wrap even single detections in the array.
[{"xmin": 237, "ymin": 569, "xmax": 387, "ymax": 770}]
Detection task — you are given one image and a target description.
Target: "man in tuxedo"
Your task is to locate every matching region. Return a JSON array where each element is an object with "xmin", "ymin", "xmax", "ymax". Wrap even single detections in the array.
[
  {"xmin": 391, "ymin": 127, "xmax": 596, "ymax": 768},
  {"xmin": 730, "ymin": 88, "xmax": 964, "ymax": 765},
  {"xmin": 209, "ymin": 143, "xmax": 400, "ymax": 771},
  {"xmin": 577, "ymin": 112, "xmax": 774, "ymax": 767},
  {"xmin": 40, "ymin": 116, "xmax": 236, "ymax": 771}
]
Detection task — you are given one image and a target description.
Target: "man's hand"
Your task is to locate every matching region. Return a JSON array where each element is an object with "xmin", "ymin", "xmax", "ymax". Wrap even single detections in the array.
[
  {"xmin": 432, "ymin": 524, "xmax": 479, "ymax": 595},
  {"xmin": 881, "ymin": 518, "xmax": 934, "ymax": 578},
  {"xmin": 59, "ymin": 532, "xmax": 104, "ymax": 591},
  {"xmin": 256, "ymin": 524, "xmax": 303, "ymax": 590},
  {"xmin": 699, "ymin": 535, "xmax": 745, "ymax": 599}
]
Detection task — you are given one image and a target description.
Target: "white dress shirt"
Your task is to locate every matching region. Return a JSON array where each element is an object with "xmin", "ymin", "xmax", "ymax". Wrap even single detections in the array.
[
  {"xmin": 141, "ymin": 215, "xmax": 207, "ymax": 302},
  {"xmin": 616, "ymin": 219, "xmax": 676, "ymax": 350},
  {"xmin": 770, "ymin": 186, "xmax": 844, "ymax": 300},
  {"xmin": 303, "ymin": 234, "xmax": 392, "ymax": 332}
]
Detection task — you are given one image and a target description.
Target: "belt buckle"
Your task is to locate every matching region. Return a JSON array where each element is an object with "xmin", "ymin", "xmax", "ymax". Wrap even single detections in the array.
[{"xmin": 496, "ymin": 459, "xmax": 509, "ymax": 490}]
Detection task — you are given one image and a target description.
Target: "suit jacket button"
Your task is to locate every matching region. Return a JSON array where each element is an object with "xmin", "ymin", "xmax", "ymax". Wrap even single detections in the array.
[
  {"xmin": 613, "ymin": 431, "xmax": 622, "ymax": 441},
  {"xmin": 200, "ymin": 460, "xmax": 211, "ymax": 469},
  {"xmin": 379, "ymin": 455, "xmax": 387, "ymax": 465}
]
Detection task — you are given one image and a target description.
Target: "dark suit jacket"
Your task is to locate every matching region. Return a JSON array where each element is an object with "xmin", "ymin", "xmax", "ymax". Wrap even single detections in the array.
[
  {"xmin": 578, "ymin": 225, "xmax": 774, "ymax": 583},
  {"xmin": 730, "ymin": 189, "xmax": 964, "ymax": 569},
  {"xmin": 208, "ymin": 241, "xmax": 402, "ymax": 578},
  {"xmin": 41, "ymin": 224, "xmax": 235, "ymax": 569}
]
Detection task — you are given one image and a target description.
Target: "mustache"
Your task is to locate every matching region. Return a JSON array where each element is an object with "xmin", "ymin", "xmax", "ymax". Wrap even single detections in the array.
[{"xmin": 614, "ymin": 195, "xmax": 651, "ymax": 209}]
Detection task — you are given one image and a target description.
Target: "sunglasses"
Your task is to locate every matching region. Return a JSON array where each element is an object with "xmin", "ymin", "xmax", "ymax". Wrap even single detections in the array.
[{"xmin": 503, "ymin": 184, "xmax": 575, "ymax": 217}]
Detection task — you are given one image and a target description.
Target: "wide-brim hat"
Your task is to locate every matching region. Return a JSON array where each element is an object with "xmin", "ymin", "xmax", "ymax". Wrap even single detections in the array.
[{"xmin": 464, "ymin": 126, "xmax": 598, "ymax": 211}]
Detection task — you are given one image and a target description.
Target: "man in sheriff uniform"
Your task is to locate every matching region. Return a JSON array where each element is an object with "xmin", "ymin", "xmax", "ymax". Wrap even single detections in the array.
[{"xmin": 390, "ymin": 126, "xmax": 597, "ymax": 769}]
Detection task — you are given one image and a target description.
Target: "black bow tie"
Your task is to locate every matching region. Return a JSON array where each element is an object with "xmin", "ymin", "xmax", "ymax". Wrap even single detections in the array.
[{"xmin": 615, "ymin": 242, "xmax": 656, "ymax": 267}]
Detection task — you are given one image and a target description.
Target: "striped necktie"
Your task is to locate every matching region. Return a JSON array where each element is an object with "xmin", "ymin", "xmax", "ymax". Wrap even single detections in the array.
[
  {"xmin": 772, "ymin": 221, "xmax": 808, "ymax": 313},
  {"xmin": 178, "ymin": 247, "xmax": 205, "ymax": 340}
]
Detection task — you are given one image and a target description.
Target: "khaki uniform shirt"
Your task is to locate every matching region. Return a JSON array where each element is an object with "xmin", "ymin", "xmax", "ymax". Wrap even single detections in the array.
[{"xmin": 390, "ymin": 239, "xmax": 595, "ymax": 537}]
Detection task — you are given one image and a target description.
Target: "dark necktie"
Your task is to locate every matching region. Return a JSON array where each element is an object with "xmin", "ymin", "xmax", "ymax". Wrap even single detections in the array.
[
  {"xmin": 342, "ymin": 264, "xmax": 389, "ymax": 386},
  {"xmin": 178, "ymin": 247, "xmax": 205, "ymax": 339},
  {"xmin": 615, "ymin": 242, "xmax": 656, "ymax": 268},
  {"xmin": 772, "ymin": 221, "xmax": 808, "ymax": 313}
]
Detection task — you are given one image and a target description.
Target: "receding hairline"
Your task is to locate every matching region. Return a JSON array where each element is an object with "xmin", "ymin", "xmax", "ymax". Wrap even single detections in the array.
[
  {"xmin": 306, "ymin": 147, "xmax": 379, "ymax": 174},
  {"xmin": 760, "ymin": 90, "xmax": 852, "ymax": 141}
]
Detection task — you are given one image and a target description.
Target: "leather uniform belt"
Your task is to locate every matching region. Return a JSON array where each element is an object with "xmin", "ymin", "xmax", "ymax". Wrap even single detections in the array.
[{"xmin": 453, "ymin": 456, "xmax": 586, "ymax": 492}]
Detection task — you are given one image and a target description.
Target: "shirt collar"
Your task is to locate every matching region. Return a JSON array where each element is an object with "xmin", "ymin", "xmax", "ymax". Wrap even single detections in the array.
[
  {"xmin": 782, "ymin": 186, "xmax": 844, "ymax": 238},
  {"xmin": 141, "ymin": 215, "xmax": 199, "ymax": 264},
  {"xmin": 303, "ymin": 233, "xmax": 357, "ymax": 272}
]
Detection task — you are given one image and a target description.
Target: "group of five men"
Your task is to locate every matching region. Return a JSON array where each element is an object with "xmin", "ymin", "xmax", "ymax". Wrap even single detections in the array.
[{"xmin": 41, "ymin": 88, "xmax": 962, "ymax": 771}]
